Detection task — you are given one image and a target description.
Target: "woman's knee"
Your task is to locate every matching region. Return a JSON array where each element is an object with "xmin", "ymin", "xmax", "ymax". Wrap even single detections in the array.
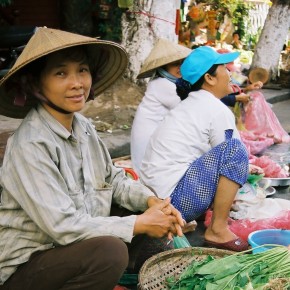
[{"xmin": 87, "ymin": 236, "xmax": 129, "ymax": 270}]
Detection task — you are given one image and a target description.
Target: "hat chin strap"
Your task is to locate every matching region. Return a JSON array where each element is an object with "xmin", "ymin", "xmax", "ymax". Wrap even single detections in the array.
[
  {"xmin": 44, "ymin": 100, "xmax": 72, "ymax": 115},
  {"xmin": 34, "ymin": 91, "xmax": 72, "ymax": 115}
]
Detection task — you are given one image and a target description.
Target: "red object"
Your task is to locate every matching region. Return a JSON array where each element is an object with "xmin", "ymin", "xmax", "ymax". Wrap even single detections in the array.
[
  {"xmin": 113, "ymin": 286, "xmax": 130, "ymax": 290},
  {"xmin": 204, "ymin": 237, "xmax": 248, "ymax": 252},
  {"xmin": 124, "ymin": 167, "xmax": 139, "ymax": 180},
  {"xmin": 175, "ymin": 9, "xmax": 180, "ymax": 35}
]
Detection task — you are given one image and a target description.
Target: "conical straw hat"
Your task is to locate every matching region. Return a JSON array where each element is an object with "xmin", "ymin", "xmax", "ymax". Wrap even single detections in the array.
[
  {"xmin": 0, "ymin": 27, "xmax": 128, "ymax": 118},
  {"xmin": 137, "ymin": 38, "xmax": 192, "ymax": 79}
]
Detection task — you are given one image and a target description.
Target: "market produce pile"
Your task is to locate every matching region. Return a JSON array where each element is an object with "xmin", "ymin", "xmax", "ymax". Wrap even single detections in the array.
[{"xmin": 166, "ymin": 246, "xmax": 290, "ymax": 290}]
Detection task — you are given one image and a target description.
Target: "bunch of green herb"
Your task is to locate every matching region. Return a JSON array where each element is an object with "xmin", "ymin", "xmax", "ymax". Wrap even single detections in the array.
[{"xmin": 166, "ymin": 245, "xmax": 290, "ymax": 290}]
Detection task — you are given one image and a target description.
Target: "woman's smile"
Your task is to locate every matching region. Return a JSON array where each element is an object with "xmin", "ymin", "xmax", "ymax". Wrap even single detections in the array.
[{"xmin": 66, "ymin": 94, "xmax": 86, "ymax": 102}]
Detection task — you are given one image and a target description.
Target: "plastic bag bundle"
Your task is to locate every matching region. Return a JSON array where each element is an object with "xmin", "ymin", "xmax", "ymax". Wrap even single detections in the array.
[
  {"xmin": 240, "ymin": 131, "xmax": 274, "ymax": 155},
  {"xmin": 250, "ymin": 155, "xmax": 289, "ymax": 178},
  {"xmin": 244, "ymin": 91, "xmax": 290, "ymax": 143},
  {"xmin": 234, "ymin": 91, "xmax": 290, "ymax": 155}
]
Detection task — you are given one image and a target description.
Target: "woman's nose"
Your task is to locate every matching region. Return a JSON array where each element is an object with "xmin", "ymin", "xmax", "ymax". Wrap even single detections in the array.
[{"xmin": 70, "ymin": 74, "xmax": 83, "ymax": 88}]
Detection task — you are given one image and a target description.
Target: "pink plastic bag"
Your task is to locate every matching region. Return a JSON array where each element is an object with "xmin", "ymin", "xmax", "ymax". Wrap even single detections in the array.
[
  {"xmin": 204, "ymin": 209, "xmax": 290, "ymax": 241},
  {"xmin": 239, "ymin": 131, "xmax": 274, "ymax": 155},
  {"xmin": 250, "ymin": 155, "xmax": 289, "ymax": 178},
  {"xmin": 244, "ymin": 91, "xmax": 290, "ymax": 143}
]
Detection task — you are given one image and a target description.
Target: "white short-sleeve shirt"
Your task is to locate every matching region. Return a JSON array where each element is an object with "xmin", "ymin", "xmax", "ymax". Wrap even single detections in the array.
[{"xmin": 139, "ymin": 89, "xmax": 240, "ymax": 198}]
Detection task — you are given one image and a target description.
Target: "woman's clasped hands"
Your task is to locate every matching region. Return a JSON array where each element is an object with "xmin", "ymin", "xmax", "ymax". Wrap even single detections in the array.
[{"xmin": 134, "ymin": 196, "xmax": 185, "ymax": 240}]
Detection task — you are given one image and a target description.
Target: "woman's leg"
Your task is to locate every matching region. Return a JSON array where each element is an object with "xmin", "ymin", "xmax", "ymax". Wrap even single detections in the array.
[
  {"xmin": 170, "ymin": 138, "xmax": 248, "ymax": 244},
  {"xmin": 0, "ymin": 237, "xmax": 128, "ymax": 290},
  {"xmin": 204, "ymin": 176, "xmax": 240, "ymax": 243},
  {"xmin": 110, "ymin": 204, "xmax": 174, "ymax": 274}
]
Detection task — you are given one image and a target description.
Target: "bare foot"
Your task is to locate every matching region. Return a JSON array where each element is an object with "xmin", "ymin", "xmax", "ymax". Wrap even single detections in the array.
[{"xmin": 204, "ymin": 225, "xmax": 237, "ymax": 244}]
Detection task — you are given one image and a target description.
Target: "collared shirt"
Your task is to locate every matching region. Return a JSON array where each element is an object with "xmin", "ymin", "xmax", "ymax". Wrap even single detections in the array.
[
  {"xmin": 0, "ymin": 105, "xmax": 154, "ymax": 285},
  {"xmin": 140, "ymin": 89, "xmax": 241, "ymax": 198}
]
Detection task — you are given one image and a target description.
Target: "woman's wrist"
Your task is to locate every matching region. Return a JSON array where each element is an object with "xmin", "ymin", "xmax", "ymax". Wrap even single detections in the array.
[{"xmin": 147, "ymin": 196, "xmax": 163, "ymax": 208}]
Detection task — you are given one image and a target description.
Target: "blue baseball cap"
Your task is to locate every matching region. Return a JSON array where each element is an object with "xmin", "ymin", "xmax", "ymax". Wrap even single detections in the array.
[{"xmin": 180, "ymin": 46, "xmax": 240, "ymax": 85}]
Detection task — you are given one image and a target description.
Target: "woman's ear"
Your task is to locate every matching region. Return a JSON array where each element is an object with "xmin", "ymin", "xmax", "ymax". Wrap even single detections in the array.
[{"xmin": 204, "ymin": 73, "xmax": 216, "ymax": 86}]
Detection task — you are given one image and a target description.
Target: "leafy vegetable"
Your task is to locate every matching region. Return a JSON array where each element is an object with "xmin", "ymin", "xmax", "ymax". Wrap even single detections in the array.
[{"xmin": 166, "ymin": 245, "xmax": 290, "ymax": 289}]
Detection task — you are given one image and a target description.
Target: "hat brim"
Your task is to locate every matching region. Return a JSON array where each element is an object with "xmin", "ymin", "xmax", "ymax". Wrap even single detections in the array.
[
  {"xmin": 137, "ymin": 38, "xmax": 192, "ymax": 79},
  {"xmin": 0, "ymin": 30, "xmax": 128, "ymax": 119},
  {"xmin": 215, "ymin": 51, "xmax": 240, "ymax": 65},
  {"xmin": 137, "ymin": 56, "xmax": 188, "ymax": 79}
]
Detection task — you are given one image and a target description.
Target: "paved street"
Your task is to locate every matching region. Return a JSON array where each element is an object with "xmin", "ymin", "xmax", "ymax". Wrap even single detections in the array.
[{"xmin": 271, "ymin": 99, "xmax": 290, "ymax": 133}]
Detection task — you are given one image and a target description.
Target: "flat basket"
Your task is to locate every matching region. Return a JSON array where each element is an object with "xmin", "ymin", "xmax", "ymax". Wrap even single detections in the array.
[{"xmin": 138, "ymin": 247, "xmax": 235, "ymax": 290}]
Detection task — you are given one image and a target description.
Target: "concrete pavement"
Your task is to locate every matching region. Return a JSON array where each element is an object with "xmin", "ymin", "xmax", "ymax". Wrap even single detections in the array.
[{"xmin": 271, "ymin": 98, "xmax": 290, "ymax": 133}]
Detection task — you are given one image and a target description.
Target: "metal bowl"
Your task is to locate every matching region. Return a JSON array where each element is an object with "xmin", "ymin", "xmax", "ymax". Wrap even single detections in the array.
[{"xmin": 262, "ymin": 177, "xmax": 290, "ymax": 187}]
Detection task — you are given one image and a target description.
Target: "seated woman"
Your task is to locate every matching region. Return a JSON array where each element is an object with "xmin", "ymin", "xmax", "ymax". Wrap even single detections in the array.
[
  {"xmin": 0, "ymin": 28, "xmax": 184, "ymax": 290},
  {"xmin": 131, "ymin": 38, "xmax": 192, "ymax": 175},
  {"xmin": 139, "ymin": 46, "xmax": 249, "ymax": 252}
]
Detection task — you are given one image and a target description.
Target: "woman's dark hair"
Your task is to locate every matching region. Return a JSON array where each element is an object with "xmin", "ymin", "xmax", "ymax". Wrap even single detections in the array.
[{"xmin": 176, "ymin": 64, "xmax": 219, "ymax": 100}]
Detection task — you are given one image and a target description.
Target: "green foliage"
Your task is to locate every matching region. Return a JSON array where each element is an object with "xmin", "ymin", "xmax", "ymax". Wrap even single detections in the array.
[
  {"xmin": 166, "ymin": 246, "xmax": 290, "ymax": 290},
  {"xmin": 243, "ymin": 27, "xmax": 262, "ymax": 50},
  {"xmin": 93, "ymin": 0, "xmax": 123, "ymax": 42}
]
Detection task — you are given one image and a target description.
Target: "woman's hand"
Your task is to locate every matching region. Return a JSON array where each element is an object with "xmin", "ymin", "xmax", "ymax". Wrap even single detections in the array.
[
  {"xmin": 134, "ymin": 197, "xmax": 184, "ymax": 239},
  {"xmin": 244, "ymin": 81, "xmax": 263, "ymax": 92},
  {"xmin": 235, "ymin": 93, "xmax": 251, "ymax": 104}
]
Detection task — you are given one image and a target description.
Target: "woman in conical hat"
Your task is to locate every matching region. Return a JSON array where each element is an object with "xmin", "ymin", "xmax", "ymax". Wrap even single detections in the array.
[
  {"xmin": 139, "ymin": 46, "xmax": 250, "ymax": 252},
  {"xmin": 0, "ymin": 27, "xmax": 184, "ymax": 290},
  {"xmin": 131, "ymin": 38, "xmax": 192, "ymax": 175}
]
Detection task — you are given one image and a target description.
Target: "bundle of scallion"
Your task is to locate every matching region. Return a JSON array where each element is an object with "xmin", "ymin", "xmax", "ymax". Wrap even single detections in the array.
[{"xmin": 166, "ymin": 245, "xmax": 290, "ymax": 289}]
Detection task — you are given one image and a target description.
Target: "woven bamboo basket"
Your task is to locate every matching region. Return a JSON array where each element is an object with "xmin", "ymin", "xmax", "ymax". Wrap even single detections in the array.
[{"xmin": 138, "ymin": 247, "xmax": 235, "ymax": 290}]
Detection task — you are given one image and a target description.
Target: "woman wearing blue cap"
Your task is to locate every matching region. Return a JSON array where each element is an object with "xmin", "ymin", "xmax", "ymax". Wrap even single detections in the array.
[{"xmin": 139, "ymin": 46, "xmax": 249, "ymax": 252}]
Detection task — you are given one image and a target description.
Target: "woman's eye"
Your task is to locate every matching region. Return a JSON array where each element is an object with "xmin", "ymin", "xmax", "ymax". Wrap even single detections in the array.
[
  {"xmin": 80, "ymin": 67, "xmax": 90, "ymax": 73},
  {"xmin": 56, "ymin": 71, "xmax": 65, "ymax": 76}
]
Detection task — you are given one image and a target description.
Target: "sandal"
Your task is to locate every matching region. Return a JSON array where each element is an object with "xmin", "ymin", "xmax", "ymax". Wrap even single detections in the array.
[{"xmin": 204, "ymin": 237, "xmax": 249, "ymax": 252}]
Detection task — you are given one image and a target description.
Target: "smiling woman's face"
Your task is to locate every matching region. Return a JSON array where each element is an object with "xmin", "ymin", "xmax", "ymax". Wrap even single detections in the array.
[
  {"xmin": 39, "ymin": 48, "xmax": 92, "ymax": 116},
  {"xmin": 208, "ymin": 64, "xmax": 233, "ymax": 98}
]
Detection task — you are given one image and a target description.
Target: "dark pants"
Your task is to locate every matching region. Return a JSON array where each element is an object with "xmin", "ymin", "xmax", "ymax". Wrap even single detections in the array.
[
  {"xmin": 0, "ymin": 236, "xmax": 128, "ymax": 290},
  {"xmin": 0, "ymin": 206, "xmax": 172, "ymax": 290}
]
